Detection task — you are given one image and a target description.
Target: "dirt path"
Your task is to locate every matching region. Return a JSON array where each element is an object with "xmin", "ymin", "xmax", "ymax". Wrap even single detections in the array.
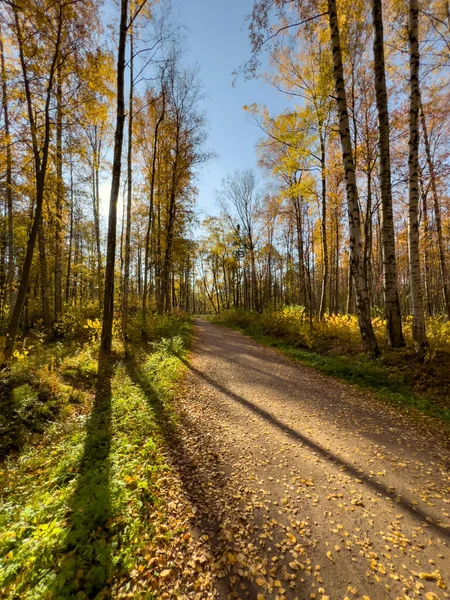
[{"xmin": 170, "ymin": 319, "xmax": 450, "ymax": 600}]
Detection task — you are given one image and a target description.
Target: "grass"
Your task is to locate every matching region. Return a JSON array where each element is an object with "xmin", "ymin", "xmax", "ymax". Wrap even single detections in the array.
[
  {"xmin": 0, "ymin": 314, "xmax": 193, "ymax": 599},
  {"xmin": 211, "ymin": 310, "xmax": 450, "ymax": 425}
]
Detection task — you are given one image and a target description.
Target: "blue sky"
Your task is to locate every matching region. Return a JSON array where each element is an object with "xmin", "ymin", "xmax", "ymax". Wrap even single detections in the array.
[{"xmin": 173, "ymin": 0, "xmax": 291, "ymax": 219}]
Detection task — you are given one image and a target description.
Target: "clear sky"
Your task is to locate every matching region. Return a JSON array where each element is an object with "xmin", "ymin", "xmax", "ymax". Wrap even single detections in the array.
[{"xmin": 173, "ymin": 0, "xmax": 291, "ymax": 220}]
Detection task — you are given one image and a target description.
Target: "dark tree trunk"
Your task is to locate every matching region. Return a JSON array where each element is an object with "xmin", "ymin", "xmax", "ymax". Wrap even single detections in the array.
[
  {"xmin": 38, "ymin": 220, "xmax": 52, "ymax": 329},
  {"xmin": 100, "ymin": 0, "xmax": 129, "ymax": 353},
  {"xmin": 0, "ymin": 24, "xmax": 14, "ymax": 312},
  {"xmin": 65, "ymin": 159, "xmax": 74, "ymax": 303},
  {"xmin": 54, "ymin": 69, "xmax": 63, "ymax": 320},
  {"xmin": 143, "ymin": 88, "xmax": 165, "ymax": 329},
  {"xmin": 122, "ymin": 25, "xmax": 133, "ymax": 339}
]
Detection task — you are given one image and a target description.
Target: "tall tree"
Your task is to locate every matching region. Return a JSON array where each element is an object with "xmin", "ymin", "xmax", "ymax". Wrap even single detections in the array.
[
  {"xmin": 371, "ymin": 0, "xmax": 405, "ymax": 347},
  {"xmin": 0, "ymin": 22, "xmax": 14, "ymax": 312},
  {"xmin": 326, "ymin": 0, "xmax": 380, "ymax": 357},
  {"xmin": 122, "ymin": 20, "xmax": 134, "ymax": 340},
  {"xmin": 3, "ymin": 1, "xmax": 63, "ymax": 363},
  {"xmin": 100, "ymin": 0, "xmax": 130, "ymax": 353},
  {"xmin": 407, "ymin": 0, "xmax": 427, "ymax": 348}
]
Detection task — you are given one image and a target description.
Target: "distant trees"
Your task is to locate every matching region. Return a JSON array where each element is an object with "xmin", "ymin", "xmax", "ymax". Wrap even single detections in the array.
[{"xmin": 218, "ymin": 170, "xmax": 264, "ymax": 313}]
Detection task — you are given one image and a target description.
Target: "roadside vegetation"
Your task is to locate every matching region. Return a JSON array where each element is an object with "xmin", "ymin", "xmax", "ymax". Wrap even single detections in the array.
[
  {"xmin": 0, "ymin": 313, "xmax": 199, "ymax": 599},
  {"xmin": 211, "ymin": 308, "xmax": 450, "ymax": 424}
]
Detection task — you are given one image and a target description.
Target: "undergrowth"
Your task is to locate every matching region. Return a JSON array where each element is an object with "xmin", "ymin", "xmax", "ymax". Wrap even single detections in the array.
[
  {"xmin": 0, "ymin": 313, "xmax": 191, "ymax": 598},
  {"xmin": 211, "ymin": 308, "xmax": 450, "ymax": 424}
]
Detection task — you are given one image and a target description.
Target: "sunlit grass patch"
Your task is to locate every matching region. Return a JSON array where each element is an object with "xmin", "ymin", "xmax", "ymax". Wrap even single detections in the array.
[{"xmin": 0, "ymin": 315, "xmax": 192, "ymax": 598}]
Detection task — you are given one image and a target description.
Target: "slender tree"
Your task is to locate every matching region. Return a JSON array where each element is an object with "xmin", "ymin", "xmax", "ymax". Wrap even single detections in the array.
[
  {"xmin": 419, "ymin": 101, "xmax": 450, "ymax": 320},
  {"xmin": 0, "ymin": 22, "xmax": 14, "ymax": 311},
  {"xmin": 3, "ymin": 2, "xmax": 63, "ymax": 363},
  {"xmin": 100, "ymin": 0, "xmax": 129, "ymax": 353},
  {"xmin": 326, "ymin": 0, "xmax": 380, "ymax": 357},
  {"xmin": 122, "ymin": 21, "xmax": 134, "ymax": 339},
  {"xmin": 371, "ymin": 0, "xmax": 405, "ymax": 347},
  {"xmin": 407, "ymin": 0, "xmax": 427, "ymax": 348}
]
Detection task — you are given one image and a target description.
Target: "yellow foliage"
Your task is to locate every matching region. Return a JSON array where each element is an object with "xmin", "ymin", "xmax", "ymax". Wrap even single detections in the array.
[{"xmin": 83, "ymin": 318, "xmax": 102, "ymax": 343}]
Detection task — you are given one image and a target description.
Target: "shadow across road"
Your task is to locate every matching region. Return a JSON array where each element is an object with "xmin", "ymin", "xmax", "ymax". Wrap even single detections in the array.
[{"xmin": 179, "ymin": 355, "xmax": 450, "ymax": 541}]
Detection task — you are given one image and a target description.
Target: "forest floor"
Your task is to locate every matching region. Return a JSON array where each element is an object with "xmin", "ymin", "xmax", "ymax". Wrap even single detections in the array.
[
  {"xmin": 170, "ymin": 318, "xmax": 450, "ymax": 599},
  {"xmin": 1, "ymin": 317, "xmax": 450, "ymax": 599}
]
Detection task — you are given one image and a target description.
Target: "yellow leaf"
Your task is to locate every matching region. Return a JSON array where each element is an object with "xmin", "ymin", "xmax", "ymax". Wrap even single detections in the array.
[
  {"xmin": 256, "ymin": 577, "xmax": 265, "ymax": 586},
  {"xmin": 257, "ymin": 595, "xmax": 265, "ymax": 600},
  {"xmin": 159, "ymin": 569, "xmax": 171, "ymax": 579},
  {"xmin": 419, "ymin": 572, "xmax": 439, "ymax": 581}
]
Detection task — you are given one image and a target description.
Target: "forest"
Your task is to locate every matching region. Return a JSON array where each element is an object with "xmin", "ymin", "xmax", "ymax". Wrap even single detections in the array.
[{"xmin": 1, "ymin": 0, "xmax": 450, "ymax": 598}]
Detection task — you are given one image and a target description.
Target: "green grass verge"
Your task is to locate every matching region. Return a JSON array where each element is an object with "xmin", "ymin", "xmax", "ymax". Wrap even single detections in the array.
[
  {"xmin": 214, "ymin": 319, "xmax": 450, "ymax": 425},
  {"xmin": 0, "ymin": 316, "xmax": 192, "ymax": 599}
]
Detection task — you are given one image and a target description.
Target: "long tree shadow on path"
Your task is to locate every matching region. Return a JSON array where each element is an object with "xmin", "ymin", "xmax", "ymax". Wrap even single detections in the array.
[
  {"xmin": 54, "ymin": 352, "xmax": 115, "ymax": 598},
  {"xmin": 124, "ymin": 348, "xmax": 236, "ymax": 596},
  {"xmin": 179, "ymin": 356, "xmax": 450, "ymax": 542}
]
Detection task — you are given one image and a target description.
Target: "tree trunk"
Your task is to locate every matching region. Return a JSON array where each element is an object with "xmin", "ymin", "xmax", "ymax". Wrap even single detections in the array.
[
  {"xmin": 372, "ymin": 0, "xmax": 405, "ymax": 347},
  {"xmin": 419, "ymin": 102, "xmax": 450, "ymax": 320},
  {"xmin": 100, "ymin": 0, "xmax": 128, "ymax": 353},
  {"xmin": 162, "ymin": 188, "xmax": 177, "ymax": 314},
  {"xmin": 161, "ymin": 127, "xmax": 180, "ymax": 314},
  {"xmin": 66, "ymin": 160, "xmax": 74, "ymax": 303},
  {"xmin": 318, "ymin": 130, "xmax": 328, "ymax": 320},
  {"xmin": 346, "ymin": 259, "xmax": 353, "ymax": 314},
  {"xmin": 335, "ymin": 208, "xmax": 340, "ymax": 314},
  {"xmin": 327, "ymin": 0, "xmax": 380, "ymax": 357},
  {"xmin": 419, "ymin": 171, "xmax": 433, "ymax": 316},
  {"xmin": 292, "ymin": 195, "xmax": 307, "ymax": 310},
  {"xmin": 407, "ymin": 0, "xmax": 427, "ymax": 348},
  {"xmin": 0, "ymin": 24, "xmax": 14, "ymax": 313},
  {"xmin": 122, "ymin": 25, "xmax": 133, "ymax": 340},
  {"xmin": 363, "ymin": 169, "xmax": 372, "ymax": 309},
  {"xmin": 38, "ymin": 220, "xmax": 52, "ymax": 329},
  {"xmin": 54, "ymin": 69, "xmax": 63, "ymax": 320},
  {"xmin": 142, "ymin": 88, "xmax": 165, "ymax": 330},
  {"xmin": 91, "ymin": 126, "xmax": 103, "ymax": 310}
]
